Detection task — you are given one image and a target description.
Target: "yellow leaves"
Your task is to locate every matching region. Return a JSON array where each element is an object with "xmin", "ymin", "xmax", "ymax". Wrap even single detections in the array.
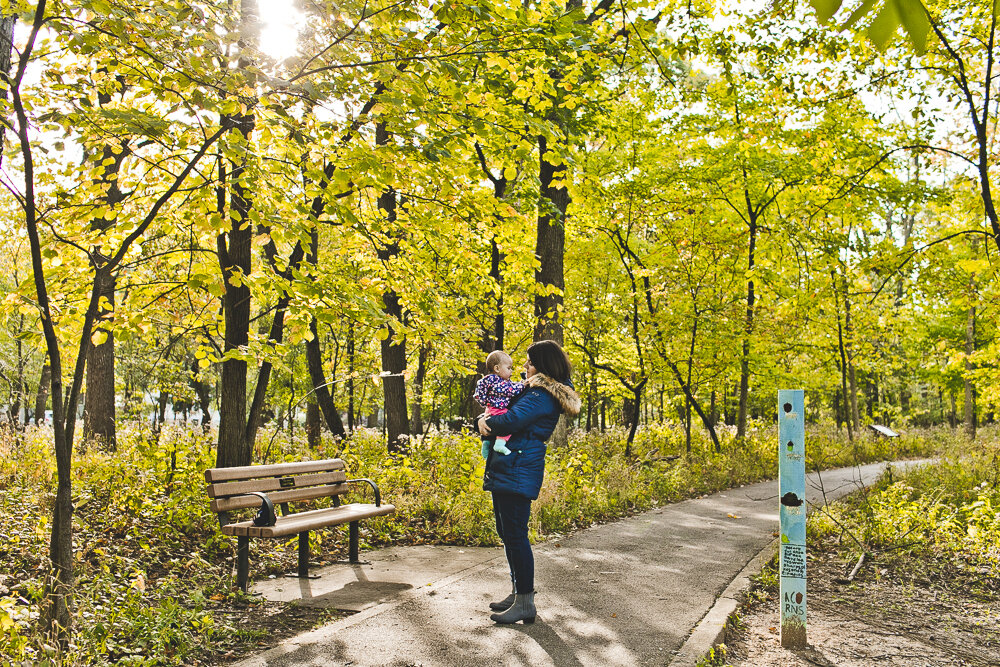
[
  {"xmin": 90, "ymin": 329, "xmax": 109, "ymax": 347},
  {"xmin": 131, "ymin": 572, "xmax": 146, "ymax": 594},
  {"xmin": 957, "ymin": 258, "xmax": 988, "ymax": 275}
]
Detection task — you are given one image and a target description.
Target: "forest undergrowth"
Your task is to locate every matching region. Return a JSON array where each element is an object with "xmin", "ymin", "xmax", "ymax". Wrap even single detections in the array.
[
  {"xmin": 721, "ymin": 439, "xmax": 1000, "ymax": 666},
  {"xmin": 0, "ymin": 421, "xmax": 953, "ymax": 665}
]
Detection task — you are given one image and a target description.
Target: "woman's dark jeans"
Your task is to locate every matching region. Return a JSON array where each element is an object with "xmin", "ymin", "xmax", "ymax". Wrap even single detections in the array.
[{"xmin": 492, "ymin": 492, "xmax": 534, "ymax": 594}]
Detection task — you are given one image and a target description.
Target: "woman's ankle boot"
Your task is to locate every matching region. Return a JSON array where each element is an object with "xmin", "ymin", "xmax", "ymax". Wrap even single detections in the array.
[
  {"xmin": 489, "ymin": 580, "xmax": 516, "ymax": 611},
  {"xmin": 490, "ymin": 592, "xmax": 536, "ymax": 624}
]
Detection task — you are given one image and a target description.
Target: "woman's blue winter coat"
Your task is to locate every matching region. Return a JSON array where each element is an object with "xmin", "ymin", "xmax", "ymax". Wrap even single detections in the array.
[{"xmin": 482, "ymin": 374, "xmax": 579, "ymax": 500}]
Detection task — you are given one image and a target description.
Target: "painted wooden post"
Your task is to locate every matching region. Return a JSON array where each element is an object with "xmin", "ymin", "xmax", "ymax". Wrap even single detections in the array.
[{"xmin": 778, "ymin": 389, "xmax": 806, "ymax": 648}]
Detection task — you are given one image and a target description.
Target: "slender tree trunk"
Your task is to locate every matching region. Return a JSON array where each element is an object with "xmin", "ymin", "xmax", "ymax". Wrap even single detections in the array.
[
  {"xmin": 833, "ymin": 268, "xmax": 854, "ymax": 443},
  {"xmin": 306, "ymin": 317, "xmax": 346, "ymax": 438},
  {"xmin": 737, "ymin": 210, "xmax": 757, "ymax": 441},
  {"xmin": 664, "ymin": 358, "xmax": 720, "ymax": 450},
  {"xmin": 14, "ymin": 6, "xmax": 75, "ymax": 637},
  {"xmin": 152, "ymin": 391, "xmax": 168, "ymax": 439},
  {"xmin": 625, "ymin": 385, "xmax": 643, "ymax": 457},
  {"xmin": 0, "ymin": 16, "xmax": 17, "ymax": 429},
  {"xmin": 964, "ymin": 303, "xmax": 977, "ymax": 439},
  {"xmin": 410, "ymin": 342, "xmax": 430, "ymax": 435},
  {"xmin": 190, "ymin": 359, "xmax": 212, "ymax": 433},
  {"xmin": 347, "ymin": 328, "xmax": 355, "ymax": 432},
  {"xmin": 846, "ymin": 294, "xmax": 860, "ymax": 432},
  {"xmin": 9, "ymin": 323, "xmax": 24, "ymax": 424},
  {"xmin": 35, "ymin": 356, "xmax": 50, "ymax": 425},
  {"xmin": 834, "ymin": 390, "xmax": 844, "ymax": 430}
]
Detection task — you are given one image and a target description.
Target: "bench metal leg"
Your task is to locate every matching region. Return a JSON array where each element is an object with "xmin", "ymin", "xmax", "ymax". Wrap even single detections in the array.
[
  {"xmin": 237, "ymin": 536, "xmax": 249, "ymax": 592},
  {"xmin": 298, "ymin": 531, "xmax": 310, "ymax": 578},
  {"xmin": 283, "ymin": 532, "xmax": 320, "ymax": 580},
  {"xmin": 349, "ymin": 521, "xmax": 360, "ymax": 563}
]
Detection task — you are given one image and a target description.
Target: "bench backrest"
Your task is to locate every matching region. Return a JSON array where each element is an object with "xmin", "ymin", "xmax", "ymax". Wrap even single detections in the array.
[{"xmin": 205, "ymin": 458, "xmax": 349, "ymax": 515}]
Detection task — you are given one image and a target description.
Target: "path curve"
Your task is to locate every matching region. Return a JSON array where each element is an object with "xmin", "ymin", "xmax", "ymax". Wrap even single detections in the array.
[{"xmin": 237, "ymin": 460, "xmax": 929, "ymax": 667}]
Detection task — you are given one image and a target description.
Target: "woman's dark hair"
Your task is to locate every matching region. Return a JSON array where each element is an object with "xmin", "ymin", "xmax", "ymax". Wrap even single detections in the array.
[{"xmin": 527, "ymin": 340, "xmax": 572, "ymax": 383}]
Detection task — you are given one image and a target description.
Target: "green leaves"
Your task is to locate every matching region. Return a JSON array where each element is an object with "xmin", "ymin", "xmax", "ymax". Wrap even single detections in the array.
[{"xmin": 810, "ymin": 0, "xmax": 930, "ymax": 52}]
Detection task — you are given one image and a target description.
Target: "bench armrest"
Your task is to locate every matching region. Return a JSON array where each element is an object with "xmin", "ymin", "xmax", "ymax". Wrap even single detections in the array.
[
  {"xmin": 345, "ymin": 478, "xmax": 382, "ymax": 507},
  {"xmin": 217, "ymin": 491, "xmax": 277, "ymax": 527}
]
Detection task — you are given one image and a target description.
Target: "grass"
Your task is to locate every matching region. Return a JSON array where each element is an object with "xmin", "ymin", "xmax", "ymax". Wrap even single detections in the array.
[{"xmin": 0, "ymin": 418, "xmax": 954, "ymax": 665}]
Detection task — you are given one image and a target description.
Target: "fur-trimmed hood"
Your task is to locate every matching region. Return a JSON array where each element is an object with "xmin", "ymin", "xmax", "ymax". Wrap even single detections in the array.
[{"xmin": 524, "ymin": 373, "xmax": 581, "ymax": 417}]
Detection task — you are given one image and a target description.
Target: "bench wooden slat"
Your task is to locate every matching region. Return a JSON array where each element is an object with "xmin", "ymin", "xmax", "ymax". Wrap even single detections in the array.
[
  {"xmin": 220, "ymin": 502, "xmax": 396, "ymax": 537},
  {"xmin": 206, "ymin": 470, "xmax": 347, "ymax": 498},
  {"xmin": 204, "ymin": 458, "xmax": 345, "ymax": 483},
  {"xmin": 209, "ymin": 482, "xmax": 351, "ymax": 513}
]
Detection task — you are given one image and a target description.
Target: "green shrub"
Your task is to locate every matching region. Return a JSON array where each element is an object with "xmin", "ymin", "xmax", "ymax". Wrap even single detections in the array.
[{"xmin": 810, "ymin": 440, "xmax": 1000, "ymax": 572}]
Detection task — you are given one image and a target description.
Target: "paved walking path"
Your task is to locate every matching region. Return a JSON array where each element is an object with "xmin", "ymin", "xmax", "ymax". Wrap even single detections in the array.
[{"xmin": 238, "ymin": 460, "xmax": 929, "ymax": 667}]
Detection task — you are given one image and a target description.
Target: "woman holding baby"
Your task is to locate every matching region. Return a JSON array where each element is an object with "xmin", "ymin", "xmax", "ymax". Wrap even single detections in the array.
[{"xmin": 476, "ymin": 340, "xmax": 580, "ymax": 624}]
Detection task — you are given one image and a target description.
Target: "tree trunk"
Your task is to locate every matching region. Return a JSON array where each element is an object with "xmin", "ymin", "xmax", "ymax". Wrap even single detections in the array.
[
  {"xmin": 846, "ymin": 314, "xmax": 860, "ymax": 431},
  {"xmin": 35, "ymin": 356, "xmax": 50, "ymax": 425},
  {"xmin": 243, "ymin": 289, "xmax": 302, "ymax": 453},
  {"xmin": 964, "ymin": 303, "xmax": 976, "ymax": 439},
  {"xmin": 0, "ymin": 14, "xmax": 15, "ymax": 169},
  {"xmin": 375, "ymin": 122, "xmax": 409, "ymax": 453},
  {"xmin": 191, "ymin": 359, "xmax": 212, "ymax": 433},
  {"xmin": 380, "ymin": 289, "xmax": 410, "ymax": 453},
  {"xmin": 410, "ymin": 342, "xmax": 430, "ymax": 435},
  {"xmin": 664, "ymin": 358, "xmax": 720, "ymax": 450},
  {"xmin": 534, "ymin": 133, "xmax": 567, "ymax": 345},
  {"xmin": 737, "ymin": 211, "xmax": 757, "ymax": 441},
  {"xmin": 83, "ymin": 267, "xmax": 116, "ymax": 450},
  {"xmin": 535, "ymin": 133, "xmax": 569, "ymax": 448},
  {"xmin": 81, "ymin": 63, "xmax": 127, "ymax": 450},
  {"xmin": 347, "ymin": 328, "xmax": 355, "ymax": 432},
  {"xmin": 306, "ymin": 317, "xmax": 346, "ymax": 438},
  {"xmin": 216, "ymin": 0, "xmax": 259, "ymax": 468},
  {"xmin": 833, "ymin": 268, "xmax": 854, "ymax": 443},
  {"xmin": 626, "ymin": 385, "xmax": 643, "ymax": 456},
  {"xmin": 306, "ymin": 399, "xmax": 321, "ymax": 449},
  {"xmin": 622, "ymin": 396, "xmax": 636, "ymax": 428},
  {"xmin": 152, "ymin": 391, "xmax": 168, "ymax": 439},
  {"xmin": 834, "ymin": 390, "xmax": 844, "ymax": 430}
]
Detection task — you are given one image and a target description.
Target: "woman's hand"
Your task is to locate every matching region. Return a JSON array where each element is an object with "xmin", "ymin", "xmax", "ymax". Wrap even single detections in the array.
[{"xmin": 477, "ymin": 416, "xmax": 492, "ymax": 436}]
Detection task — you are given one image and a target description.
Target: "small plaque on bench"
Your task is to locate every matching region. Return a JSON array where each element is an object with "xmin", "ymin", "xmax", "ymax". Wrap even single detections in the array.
[{"xmin": 279, "ymin": 477, "xmax": 296, "ymax": 488}]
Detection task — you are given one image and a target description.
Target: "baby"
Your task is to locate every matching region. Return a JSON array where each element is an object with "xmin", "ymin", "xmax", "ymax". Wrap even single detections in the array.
[{"xmin": 473, "ymin": 350, "xmax": 523, "ymax": 457}]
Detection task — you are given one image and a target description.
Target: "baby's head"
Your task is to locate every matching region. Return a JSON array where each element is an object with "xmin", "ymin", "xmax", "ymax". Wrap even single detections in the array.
[{"xmin": 485, "ymin": 350, "xmax": 514, "ymax": 381}]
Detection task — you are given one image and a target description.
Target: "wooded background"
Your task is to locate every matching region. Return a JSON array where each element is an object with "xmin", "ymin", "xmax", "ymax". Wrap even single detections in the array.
[{"xmin": 0, "ymin": 0, "xmax": 997, "ymax": 644}]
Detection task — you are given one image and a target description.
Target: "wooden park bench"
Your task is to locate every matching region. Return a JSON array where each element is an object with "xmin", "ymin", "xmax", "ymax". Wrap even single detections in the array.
[{"xmin": 204, "ymin": 458, "xmax": 395, "ymax": 591}]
